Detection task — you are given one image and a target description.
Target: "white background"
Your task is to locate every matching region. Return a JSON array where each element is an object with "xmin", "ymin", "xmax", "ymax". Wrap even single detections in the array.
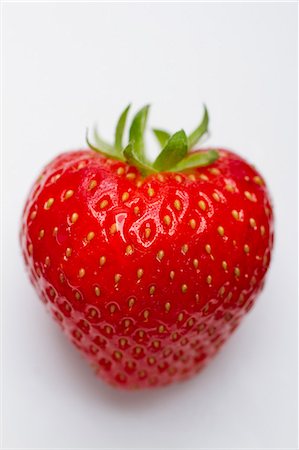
[{"xmin": 2, "ymin": 2, "xmax": 298, "ymax": 449}]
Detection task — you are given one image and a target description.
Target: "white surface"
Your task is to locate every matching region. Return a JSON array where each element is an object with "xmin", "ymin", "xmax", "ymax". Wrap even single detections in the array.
[{"xmin": 2, "ymin": 3, "xmax": 298, "ymax": 449}]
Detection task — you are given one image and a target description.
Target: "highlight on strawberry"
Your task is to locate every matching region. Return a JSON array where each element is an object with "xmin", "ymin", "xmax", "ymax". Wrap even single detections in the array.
[{"xmin": 20, "ymin": 104, "xmax": 274, "ymax": 389}]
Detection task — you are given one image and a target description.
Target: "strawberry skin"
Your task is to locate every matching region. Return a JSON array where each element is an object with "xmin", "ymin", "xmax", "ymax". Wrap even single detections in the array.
[{"xmin": 20, "ymin": 147, "xmax": 273, "ymax": 389}]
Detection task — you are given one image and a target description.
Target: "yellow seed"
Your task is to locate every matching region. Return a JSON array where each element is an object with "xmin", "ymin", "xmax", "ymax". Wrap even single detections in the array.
[
  {"xmin": 100, "ymin": 199, "xmax": 108, "ymax": 209},
  {"xmin": 181, "ymin": 284, "xmax": 188, "ymax": 293},
  {"xmin": 244, "ymin": 191, "xmax": 255, "ymax": 201},
  {"xmin": 263, "ymin": 254, "xmax": 268, "ymax": 267},
  {"xmin": 122, "ymin": 192, "xmax": 129, "ymax": 202},
  {"xmin": 206, "ymin": 275, "xmax": 212, "ymax": 285},
  {"xmin": 198, "ymin": 200, "xmax": 206, "ymax": 211},
  {"xmin": 45, "ymin": 256, "xmax": 50, "ymax": 266},
  {"xmin": 126, "ymin": 172, "xmax": 136, "ymax": 180},
  {"xmin": 170, "ymin": 270, "xmax": 175, "ymax": 280},
  {"xmin": 181, "ymin": 244, "xmax": 188, "ymax": 254},
  {"xmin": 71, "ymin": 213, "xmax": 78, "ymax": 223},
  {"xmin": 222, "ymin": 261, "xmax": 228, "ymax": 270},
  {"xmin": 125, "ymin": 245, "xmax": 134, "ymax": 255},
  {"xmin": 163, "ymin": 349, "xmax": 172, "ymax": 359},
  {"xmin": 30, "ymin": 211, "xmax": 37, "ymax": 220},
  {"xmin": 157, "ymin": 250, "xmax": 165, "ymax": 261},
  {"xmin": 189, "ymin": 174, "xmax": 196, "ymax": 181},
  {"xmin": 193, "ymin": 259, "xmax": 199, "ymax": 269},
  {"xmin": 205, "ymin": 244, "xmax": 211, "ymax": 254},
  {"xmin": 172, "ymin": 332, "xmax": 178, "ymax": 341},
  {"xmin": 94, "ymin": 286, "xmax": 100, "ymax": 296},
  {"xmin": 39, "ymin": 229, "xmax": 45, "ymax": 238},
  {"xmin": 109, "ymin": 304, "xmax": 116, "ymax": 314},
  {"xmin": 232, "ymin": 210, "xmax": 239, "ymax": 220},
  {"xmin": 249, "ymin": 218, "xmax": 256, "ymax": 228},
  {"xmin": 99, "ymin": 256, "xmax": 106, "ymax": 266},
  {"xmin": 197, "ymin": 323, "xmax": 206, "ymax": 333},
  {"xmin": 163, "ymin": 215, "xmax": 171, "ymax": 226},
  {"xmin": 149, "ymin": 286, "xmax": 155, "ymax": 295},
  {"xmin": 53, "ymin": 226, "xmax": 58, "ymax": 236},
  {"xmin": 114, "ymin": 274, "xmax": 121, "ymax": 283},
  {"xmin": 225, "ymin": 183, "xmax": 235, "ymax": 192},
  {"xmin": 209, "ymin": 168, "xmax": 220, "ymax": 175},
  {"xmin": 217, "ymin": 226, "xmax": 225, "ymax": 236},
  {"xmin": 253, "ymin": 176, "xmax": 263, "ymax": 185},
  {"xmin": 175, "ymin": 175, "xmax": 182, "ymax": 183},
  {"xmin": 158, "ymin": 325, "xmax": 165, "ymax": 333},
  {"xmin": 189, "ymin": 219, "xmax": 196, "ymax": 229},
  {"xmin": 75, "ymin": 291, "xmax": 81, "ymax": 300},
  {"xmin": 178, "ymin": 312, "xmax": 184, "ymax": 321},
  {"xmin": 110, "ymin": 223, "xmax": 117, "ymax": 234},
  {"xmin": 165, "ymin": 302, "xmax": 171, "ymax": 312},
  {"xmin": 119, "ymin": 338, "xmax": 127, "ymax": 347},
  {"xmin": 199, "ymin": 174, "xmax": 209, "ymax": 181},
  {"xmin": 64, "ymin": 190, "xmax": 74, "ymax": 200},
  {"xmin": 28, "ymin": 244, "xmax": 33, "ymax": 254},
  {"xmin": 117, "ymin": 167, "xmax": 125, "ymax": 175},
  {"xmin": 148, "ymin": 357, "xmax": 156, "ymax": 365},
  {"xmin": 212, "ymin": 192, "xmax": 220, "ymax": 202},
  {"xmin": 128, "ymin": 297, "xmax": 135, "ymax": 308},
  {"xmin": 52, "ymin": 173, "xmax": 61, "ymax": 182},
  {"xmin": 187, "ymin": 318, "xmax": 194, "ymax": 327},
  {"xmin": 234, "ymin": 267, "xmax": 240, "ymax": 277},
  {"xmin": 87, "ymin": 231, "xmax": 95, "ymax": 241},
  {"xmin": 244, "ymin": 244, "xmax": 250, "ymax": 254},
  {"xmin": 143, "ymin": 310, "xmax": 149, "ymax": 319},
  {"xmin": 174, "ymin": 199, "xmax": 181, "ymax": 210},
  {"xmin": 138, "ymin": 330, "xmax": 145, "ymax": 338},
  {"xmin": 250, "ymin": 276, "xmax": 257, "ymax": 286},
  {"xmin": 153, "ymin": 340, "xmax": 160, "ymax": 348},
  {"xmin": 78, "ymin": 268, "xmax": 85, "ymax": 278},
  {"xmin": 114, "ymin": 351, "xmax": 122, "ymax": 360},
  {"xmin": 145, "ymin": 227, "xmax": 151, "ymax": 238},
  {"xmin": 65, "ymin": 247, "xmax": 72, "ymax": 257},
  {"xmin": 88, "ymin": 180, "xmax": 97, "ymax": 190},
  {"xmin": 77, "ymin": 162, "xmax": 85, "ymax": 170},
  {"xmin": 260, "ymin": 225, "xmax": 265, "ymax": 236},
  {"xmin": 44, "ymin": 198, "xmax": 54, "ymax": 209},
  {"xmin": 137, "ymin": 268, "xmax": 144, "ymax": 279},
  {"xmin": 219, "ymin": 286, "xmax": 225, "ymax": 296},
  {"xmin": 136, "ymin": 180, "xmax": 143, "ymax": 188},
  {"xmin": 88, "ymin": 308, "xmax": 98, "ymax": 319},
  {"xmin": 134, "ymin": 206, "xmax": 140, "ymax": 215},
  {"xmin": 124, "ymin": 319, "xmax": 131, "ymax": 328},
  {"xmin": 148, "ymin": 188, "xmax": 155, "ymax": 197}
]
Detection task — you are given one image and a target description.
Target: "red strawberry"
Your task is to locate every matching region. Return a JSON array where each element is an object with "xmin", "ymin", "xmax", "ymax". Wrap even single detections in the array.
[{"xmin": 20, "ymin": 105, "xmax": 274, "ymax": 389}]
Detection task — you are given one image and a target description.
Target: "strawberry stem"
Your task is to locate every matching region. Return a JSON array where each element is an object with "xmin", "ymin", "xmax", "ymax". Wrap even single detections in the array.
[{"xmin": 86, "ymin": 104, "xmax": 218, "ymax": 173}]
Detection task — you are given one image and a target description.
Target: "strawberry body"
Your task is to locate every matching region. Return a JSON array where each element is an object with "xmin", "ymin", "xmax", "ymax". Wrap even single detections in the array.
[{"xmin": 21, "ymin": 148, "xmax": 273, "ymax": 389}]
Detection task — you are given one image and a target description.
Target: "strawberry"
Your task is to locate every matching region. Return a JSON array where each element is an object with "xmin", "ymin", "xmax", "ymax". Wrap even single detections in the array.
[{"xmin": 20, "ymin": 105, "xmax": 274, "ymax": 389}]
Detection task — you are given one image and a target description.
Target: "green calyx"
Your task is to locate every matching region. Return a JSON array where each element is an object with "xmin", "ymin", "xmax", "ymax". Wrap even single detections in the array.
[{"xmin": 86, "ymin": 104, "xmax": 218, "ymax": 175}]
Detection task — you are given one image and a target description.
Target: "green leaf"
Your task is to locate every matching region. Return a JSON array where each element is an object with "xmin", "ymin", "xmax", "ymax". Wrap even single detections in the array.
[
  {"xmin": 93, "ymin": 127, "xmax": 115, "ymax": 153},
  {"xmin": 152, "ymin": 129, "xmax": 171, "ymax": 149},
  {"xmin": 188, "ymin": 105, "xmax": 209, "ymax": 150},
  {"xmin": 86, "ymin": 129, "xmax": 124, "ymax": 161},
  {"xmin": 123, "ymin": 141, "xmax": 156, "ymax": 176},
  {"xmin": 171, "ymin": 150, "xmax": 219, "ymax": 172},
  {"xmin": 115, "ymin": 104, "xmax": 131, "ymax": 151},
  {"xmin": 153, "ymin": 130, "xmax": 188, "ymax": 171},
  {"xmin": 129, "ymin": 105, "xmax": 150, "ymax": 162}
]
